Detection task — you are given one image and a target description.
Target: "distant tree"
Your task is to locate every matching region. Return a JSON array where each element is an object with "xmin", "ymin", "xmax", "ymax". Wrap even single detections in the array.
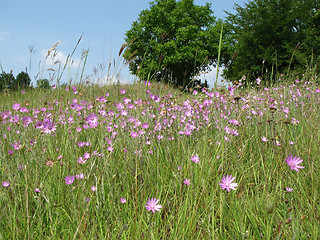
[
  {"xmin": 224, "ymin": 0, "xmax": 320, "ymax": 84},
  {"xmin": 123, "ymin": 0, "xmax": 230, "ymax": 88},
  {"xmin": 14, "ymin": 71, "xmax": 31, "ymax": 90},
  {"xmin": 37, "ymin": 79, "xmax": 50, "ymax": 89},
  {"xmin": 0, "ymin": 71, "xmax": 15, "ymax": 92}
]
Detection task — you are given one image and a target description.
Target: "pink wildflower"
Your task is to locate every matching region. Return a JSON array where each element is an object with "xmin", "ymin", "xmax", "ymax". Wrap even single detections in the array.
[
  {"xmin": 190, "ymin": 155, "xmax": 199, "ymax": 164},
  {"xmin": 183, "ymin": 178, "xmax": 191, "ymax": 185},
  {"xmin": 144, "ymin": 198, "xmax": 162, "ymax": 213},
  {"xmin": 286, "ymin": 154, "xmax": 304, "ymax": 172},
  {"xmin": 219, "ymin": 174, "xmax": 238, "ymax": 192}
]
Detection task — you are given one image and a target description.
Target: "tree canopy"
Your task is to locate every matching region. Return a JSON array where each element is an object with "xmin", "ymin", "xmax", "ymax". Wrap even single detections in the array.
[
  {"xmin": 123, "ymin": 0, "xmax": 228, "ymax": 88},
  {"xmin": 224, "ymin": 0, "xmax": 320, "ymax": 84},
  {"xmin": 0, "ymin": 71, "xmax": 32, "ymax": 92},
  {"xmin": 15, "ymin": 71, "xmax": 31, "ymax": 89}
]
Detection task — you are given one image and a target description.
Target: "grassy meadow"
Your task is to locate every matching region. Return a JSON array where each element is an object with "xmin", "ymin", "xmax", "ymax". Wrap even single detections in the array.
[{"xmin": 0, "ymin": 74, "xmax": 320, "ymax": 239}]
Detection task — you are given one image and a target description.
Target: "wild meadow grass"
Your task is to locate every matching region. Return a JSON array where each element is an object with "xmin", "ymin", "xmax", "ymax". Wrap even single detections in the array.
[{"xmin": 0, "ymin": 76, "xmax": 320, "ymax": 239}]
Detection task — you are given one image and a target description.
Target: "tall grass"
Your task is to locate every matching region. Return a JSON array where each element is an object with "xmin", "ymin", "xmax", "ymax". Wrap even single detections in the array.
[
  {"xmin": 1, "ymin": 65, "xmax": 319, "ymax": 239},
  {"xmin": 1, "ymin": 38, "xmax": 320, "ymax": 239}
]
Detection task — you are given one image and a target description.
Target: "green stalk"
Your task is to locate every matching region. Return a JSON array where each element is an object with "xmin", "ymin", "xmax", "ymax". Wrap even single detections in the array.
[
  {"xmin": 215, "ymin": 23, "xmax": 224, "ymax": 89},
  {"xmin": 57, "ymin": 34, "xmax": 83, "ymax": 84},
  {"xmin": 219, "ymin": 191, "xmax": 223, "ymax": 237},
  {"xmin": 80, "ymin": 50, "xmax": 89, "ymax": 82}
]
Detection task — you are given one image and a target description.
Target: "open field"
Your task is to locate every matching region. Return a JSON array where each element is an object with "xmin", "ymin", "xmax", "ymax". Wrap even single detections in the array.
[{"xmin": 0, "ymin": 78, "xmax": 319, "ymax": 239}]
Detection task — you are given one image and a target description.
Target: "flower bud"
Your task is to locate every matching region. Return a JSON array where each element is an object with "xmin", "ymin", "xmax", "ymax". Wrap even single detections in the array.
[
  {"xmin": 267, "ymin": 203, "xmax": 275, "ymax": 214},
  {"xmin": 287, "ymin": 206, "xmax": 294, "ymax": 212}
]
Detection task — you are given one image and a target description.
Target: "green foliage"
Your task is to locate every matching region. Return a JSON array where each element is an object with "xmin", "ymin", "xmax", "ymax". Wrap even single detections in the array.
[
  {"xmin": 224, "ymin": 0, "xmax": 320, "ymax": 84},
  {"xmin": 123, "ymin": 0, "xmax": 228, "ymax": 88},
  {"xmin": 0, "ymin": 71, "xmax": 31, "ymax": 92},
  {"xmin": 15, "ymin": 71, "xmax": 31, "ymax": 90},
  {"xmin": 36, "ymin": 79, "xmax": 50, "ymax": 89},
  {"xmin": 0, "ymin": 71, "xmax": 15, "ymax": 92}
]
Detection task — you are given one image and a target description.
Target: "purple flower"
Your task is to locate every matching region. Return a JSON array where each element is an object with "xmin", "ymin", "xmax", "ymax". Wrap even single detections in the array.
[
  {"xmin": 142, "ymin": 123, "xmax": 149, "ymax": 129},
  {"xmin": 11, "ymin": 140, "xmax": 22, "ymax": 150},
  {"xmin": 219, "ymin": 174, "xmax": 238, "ymax": 192},
  {"xmin": 107, "ymin": 146, "xmax": 114, "ymax": 152},
  {"xmin": 286, "ymin": 154, "xmax": 304, "ymax": 172},
  {"xmin": 75, "ymin": 173, "xmax": 85, "ymax": 179},
  {"xmin": 256, "ymin": 78, "xmax": 261, "ymax": 85},
  {"xmin": 2, "ymin": 181, "xmax": 10, "ymax": 187},
  {"xmin": 34, "ymin": 188, "xmax": 41, "ymax": 193},
  {"xmin": 64, "ymin": 175, "xmax": 75, "ymax": 185},
  {"xmin": 286, "ymin": 187, "xmax": 293, "ymax": 192},
  {"xmin": 190, "ymin": 154, "xmax": 199, "ymax": 164},
  {"xmin": 77, "ymin": 157, "xmax": 87, "ymax": 164},
  {"xmin": 18, "ymin": 164, "xmax": 25, "ymax": 171},
  {"xmin": 275, "ymin": 140, "xmax": 281, "ymax": 146},
  {"xmin": 12, "ymin": 103, "xmax": 20, "ymax": 110},
  {"xmin": 22, "ymin": 116, "xmax": 33, "ymax": 127},
  {"xmin": 261, "ymin": 136, "xmax": 268, "ymax": 142},
  {"xmin": 85, "ymin": 113, "xmax": 98, "ymax": 128},
  {"xmin": 183, "ymin": 178, "xmax": 191, "ymax": 185},
  {"xmin": 120, "ymin": 198, "xmax": 127, "ymax": 204},
  {"xmin": 90, "ymin": 186, "xmax": 97, "ymax": 192},
  {"xmin": 144, "ymin": 197, "xmax": 162, "ymax": 213},
  {"xmin": 131, "ymin": 131, "xmax": 138, "ymax": 138},
  {"xmin": 291, "ymin": 118, "xmax": 299, "ymax": 125},
  {"xmin": 42, "ymin": 119, "xmax": 57, "ymax": 134}
]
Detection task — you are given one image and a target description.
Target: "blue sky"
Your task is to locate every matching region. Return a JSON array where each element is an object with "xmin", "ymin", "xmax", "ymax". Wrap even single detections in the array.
[{"xmin": 1, "ymin": 0, "xmax": 245, "ymax": 86}]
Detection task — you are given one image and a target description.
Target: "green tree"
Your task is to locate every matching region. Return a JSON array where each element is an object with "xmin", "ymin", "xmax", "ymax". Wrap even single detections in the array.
[
  {"xmin": 0, "ymin": 71, "xmax": 15, "ymax": 92},
  {"xmin": 14, "ymin": 71, "xmax": 31, "ymax": 90},
  {"xmin": 123, "ymin": 0, "xmax": 228, "ymax": 88},
  {"xmin": 37, "ymin": 79, "xmax": 50, "ymax": 89},
  {"xmin": 224, "ymin": 0, "xmax": 320, "ymax": 84}
]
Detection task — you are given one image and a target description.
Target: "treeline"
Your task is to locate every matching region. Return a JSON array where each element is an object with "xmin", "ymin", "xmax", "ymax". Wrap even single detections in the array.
[
  {"xmin": 224, "ymin": 0, "xmax": 320, "ymax": 84},
  {"xmin": 0, "ymin": 71, "xmax": 51, "ymax": 92},
  {"xmin": 123, "ymin": 0, "xmax": 320, "ymax": 87}
]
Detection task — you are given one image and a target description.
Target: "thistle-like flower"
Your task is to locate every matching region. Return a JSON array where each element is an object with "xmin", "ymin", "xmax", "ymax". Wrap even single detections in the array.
[
  {"xmin": 144, "ymin": 198, "xmax": 162, "ymax": 213},
  {"xmin": 219, "ymin": 174, "xmax": 238, "ymax": 192},
  {"xmin": 286, "ymin": 154, "xmax": 304, "ymax": 172}
]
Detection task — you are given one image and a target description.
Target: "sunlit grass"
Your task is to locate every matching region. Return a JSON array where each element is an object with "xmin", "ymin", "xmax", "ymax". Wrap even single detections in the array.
[{"xmin": 0, "ymin": 75, "xmax": 320, "ymax": 239}]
